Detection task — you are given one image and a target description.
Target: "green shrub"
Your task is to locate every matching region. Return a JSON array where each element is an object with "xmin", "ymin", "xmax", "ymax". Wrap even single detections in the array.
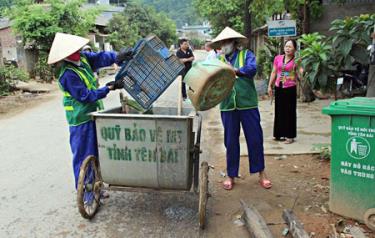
[
  {"xmin": 34, "ymin": 53, "xmax": 54, "ymax": 82},
  {"xmin": 312, "ymin": 143, "xmax": 331, "ymax": 160},
  {"xmin": 256, "ymin": 37, "xmax": 280, "ymax": 81},
  {"xmin": 298, "ymin": 33, "xmax": 335, "ymax": 90},
  {"xmin": 297, "ymin": 14, "xmax": 375, "ymax": 92},
  {"xmin": 330, "ymin": 14, "xmax": 375, "ymax": 68},
  {"xmin": 189, "ymin": 38, "xmax": 205, "ymax": 49},
  {"xmin": 0, "ymin": 65, "xmax": 29, "ymax": 96}
]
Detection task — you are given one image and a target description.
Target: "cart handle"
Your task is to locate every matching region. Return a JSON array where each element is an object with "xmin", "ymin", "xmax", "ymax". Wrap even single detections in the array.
[{"xmin": 194, "ymin": 112, "xmax": 203, "ymax": 153}]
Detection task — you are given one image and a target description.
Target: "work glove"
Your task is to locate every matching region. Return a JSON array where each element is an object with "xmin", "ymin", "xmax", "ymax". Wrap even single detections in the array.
[
  {"xmin": 115, "ymin": 47, "xmax": 134, "ymax": 64},
  {"xmin": 234, "ymin": 68, "xmax": 245, "ymax": 77},
  {"xmin": 106, "ymin": 80, "xmax": 124, "ymax": 90}
]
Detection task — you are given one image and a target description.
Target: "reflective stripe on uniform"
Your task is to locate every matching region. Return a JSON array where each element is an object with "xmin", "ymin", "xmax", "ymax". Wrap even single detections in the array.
[
  {"xmin": 239, "ymin": 50, "xmax": 245, "ymax": 68},
  {"xmin": 66, "ymin": 66, "xmax": 94, "ymax": 90}
]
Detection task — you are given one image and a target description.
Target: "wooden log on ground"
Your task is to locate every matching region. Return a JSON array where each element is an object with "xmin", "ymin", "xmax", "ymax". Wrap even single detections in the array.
[
  {"xmin": 240, "ymin": 199, "xmax": 274, "ymax": 238},
  {"xmin": 282, "ymin": 209, "xmax": 309, "ymax": 238}
]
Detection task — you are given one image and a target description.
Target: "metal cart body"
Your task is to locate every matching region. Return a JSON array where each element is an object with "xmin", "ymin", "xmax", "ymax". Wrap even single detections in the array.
[
  {"xmin": 77, "ymin": 106, "xmax": 209, "ymax": 228},
  {"xmin": 94, "ymin": 107, "xmax": 195, "ymax": 190}
]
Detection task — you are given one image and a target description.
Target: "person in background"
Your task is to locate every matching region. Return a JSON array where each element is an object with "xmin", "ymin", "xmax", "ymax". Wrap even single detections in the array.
[
  {"xmin": 268, "ymin": 39, "xmax": 300, "ymax": 144},
  {"xmin": 210, "ymin": 26, "xmax": 272, "ymax": 190},
  {"xmin": 205, "ymin": 39, "xmax": 218, "ymax": 60},
  {"xmin": 176, "ymin": 38, "xmax": 195, "ymax": 100},
  {"xmin": 82, "ymin": 45, "xmax": 93, "ymax": 53},
  {"xmin": 47, "ymin": 33, "xmax": 133, "ymax": 195}
]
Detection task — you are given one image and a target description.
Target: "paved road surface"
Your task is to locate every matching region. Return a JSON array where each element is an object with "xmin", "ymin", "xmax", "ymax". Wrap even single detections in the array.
[
  {"xmin": 0, "ymin": 50, "xmax": 208, "ymax": 238},
  {"xmin": 0, "ymin": 49, "xmax": 332, "ymax": 237}
]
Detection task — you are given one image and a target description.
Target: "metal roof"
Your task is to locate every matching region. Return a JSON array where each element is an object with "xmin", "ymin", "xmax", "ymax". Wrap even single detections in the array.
[{"xmin": 82, "ymin": 4, "xmax": 124, "ymax": 26}]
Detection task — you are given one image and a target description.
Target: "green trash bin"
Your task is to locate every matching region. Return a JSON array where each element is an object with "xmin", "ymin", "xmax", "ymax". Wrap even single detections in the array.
[{"xmin": 322, "ymin": 97, "xmax": 375, "ymax": 231}]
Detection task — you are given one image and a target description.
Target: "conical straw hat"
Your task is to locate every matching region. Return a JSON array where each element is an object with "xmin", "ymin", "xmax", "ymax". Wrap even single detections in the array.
[
  {"xmin": 210, "ymin": 26, "xmax": 247, "ymax": 49},
  {"xmin": 47, "ymin": 32, "xmax": 89, "ymax": 64}
]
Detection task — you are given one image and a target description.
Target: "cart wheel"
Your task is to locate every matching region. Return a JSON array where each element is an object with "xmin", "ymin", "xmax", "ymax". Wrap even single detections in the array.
[
  {"xmin": 77, "ymin": 155, "xmax": 101, "ymax": 219},
  {"xmin": 364, "ymin": 208, "xmax": 375, "ymax": 231},
  {"xmin": 199, "ymin": 161, "xmax": 209, "ymax": 229}
]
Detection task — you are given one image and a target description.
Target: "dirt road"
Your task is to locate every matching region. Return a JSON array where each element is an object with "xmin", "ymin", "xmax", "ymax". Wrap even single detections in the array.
[
  {"xmin": 1, "ymin": 50, "xmax": 373, "ymax": 238},
  {"xmin": 0, "ymin": 51, "xmax": 211, "ymax": 238}
]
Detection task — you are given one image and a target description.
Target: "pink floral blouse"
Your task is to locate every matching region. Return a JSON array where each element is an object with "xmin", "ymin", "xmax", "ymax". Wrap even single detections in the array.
[{"xmin": 273, "ymin": 54, "xmax": 297, "ymax": 88}]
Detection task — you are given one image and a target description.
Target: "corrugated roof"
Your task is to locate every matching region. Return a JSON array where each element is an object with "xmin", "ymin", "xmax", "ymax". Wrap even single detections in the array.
[
  {"xmin": 95, "ymin": 11, "xmax": 118, "ymax": 26},
  {"xmin": 82, "ymin": 4, "xmax": 124, "ymax": 26}
]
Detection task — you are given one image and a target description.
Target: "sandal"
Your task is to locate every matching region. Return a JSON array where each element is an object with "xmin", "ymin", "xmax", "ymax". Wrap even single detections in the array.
[
  {"xmin": 223, "ymin": 178, "xmax": 234, "ymax": 190},
  {"xmin": 259, "ymin": 179, "xmax": 272, "ymax": 189},
  {"xmin": 273, "ymin": 137, "xmax": 285, "ymax": 141},
  {"xmin": 100, "ymin": 191, "xmax": 110, "ymax": 199},
  {"xmin": 284, "ymin": 138, "xmax": 294, "ymax": 144}
]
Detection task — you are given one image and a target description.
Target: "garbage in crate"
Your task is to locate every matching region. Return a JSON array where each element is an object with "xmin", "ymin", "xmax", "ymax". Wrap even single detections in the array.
[
  {"xmin": 115, "ymin": 35, "xmax": 185, "ymax": 110},
  {"xmin": 184, "ymin": 59, "xmax": 236, "ymax": 111},
  {"xmin": 119, "ymin": 92, "xmax": 153, "ymax": 114}
]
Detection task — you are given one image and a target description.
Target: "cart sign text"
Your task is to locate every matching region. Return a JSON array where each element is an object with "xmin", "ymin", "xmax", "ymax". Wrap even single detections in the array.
[{"xmin": 99, "ymin": 123, "xmax": 185, "ymax": 164}]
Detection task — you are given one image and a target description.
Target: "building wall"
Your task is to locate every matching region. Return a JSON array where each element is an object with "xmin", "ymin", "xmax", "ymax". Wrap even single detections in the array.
[
  {"xmin": 0, "ymin": 27, "xmax": 33, "ymax": 72},
  {"xmin": 311, "ymin": 2, "xmax": 375, "ymax": 35},
  {"xmin": 0, "ymin": 27, "xmax": 18, "ymax": 61}
]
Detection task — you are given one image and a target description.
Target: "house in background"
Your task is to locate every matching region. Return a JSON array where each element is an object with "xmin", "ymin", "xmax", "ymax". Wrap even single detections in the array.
[
  {"xmin": 0, "ymin": 18, "xmax": 35, "ymax": 72},
  {"xmin": 0, "ymin": 18, "xmax": 16, "ymax": 63},
  {"xmin": 177, "ymin": 22, "xmax": 212, "ymax": 42},
  {"xmin": 0, "ymin": 1, "xmax": 122, "ymax": 74},
  {"xmin": 83, "ymin": 1, "xmax": 124, "ymax": 51}
]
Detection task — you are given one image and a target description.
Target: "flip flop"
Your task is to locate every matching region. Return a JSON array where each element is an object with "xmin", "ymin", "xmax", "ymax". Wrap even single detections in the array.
[
  {"xmin": 259, "ymin": 179, "xmax": 272, "ymax": 189},
  {"xmin": 223, "ymin": 179, "xmax": 234, "ymax": 190},
  {"xmin": 284, "ymin": 138, "xmax": 294, "ymax": 144},
  {"xmin": 100, "ymin": 191, "xmax": 110, "ymax": 199}
]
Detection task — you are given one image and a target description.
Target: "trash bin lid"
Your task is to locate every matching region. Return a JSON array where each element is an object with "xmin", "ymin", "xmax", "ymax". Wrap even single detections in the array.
[
  {"xmin": 322, "ymin": 97, "xmax": 375, "ymax": 116},
  {"xmin": 184, "ymin": 59, "xmax": 235, "ymax": 111}
]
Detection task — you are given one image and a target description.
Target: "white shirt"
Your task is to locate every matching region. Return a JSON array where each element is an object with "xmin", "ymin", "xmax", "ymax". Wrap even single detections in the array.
[{"xmin": 206, "ymin": 50, "xmax": 218, "ymax": 60}]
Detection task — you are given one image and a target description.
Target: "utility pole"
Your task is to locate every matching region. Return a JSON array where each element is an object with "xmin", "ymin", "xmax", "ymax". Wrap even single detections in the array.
[
  {"xmin": 244, "ymin": 0, "xmax": 252, "ymax": 49},
  {"xmin": 303, "ymin": 0, "xmax": 310, "ymax": 34}
]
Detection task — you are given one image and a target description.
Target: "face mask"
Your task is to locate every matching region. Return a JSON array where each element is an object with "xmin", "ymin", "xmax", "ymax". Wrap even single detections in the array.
[
  {"xmin": 66, "ymin": 51, "xmax": 81, "ymax": 62},
  {"xmin": 221, "ymin": 42, "xmax": 234, "ymax": 55}
]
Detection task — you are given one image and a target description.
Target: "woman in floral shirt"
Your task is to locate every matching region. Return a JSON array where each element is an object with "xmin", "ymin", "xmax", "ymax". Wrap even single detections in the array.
[{"xmin": 268, "ymin": 39, "xmax": 300, "ymax": 144}]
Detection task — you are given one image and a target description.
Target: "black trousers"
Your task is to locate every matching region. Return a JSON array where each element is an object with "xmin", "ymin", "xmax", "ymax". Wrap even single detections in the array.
[
  {"xmin": 273, "ymin": 85, "xmax": 297, "ymax": 139},
  {"xmin": 182, "ymin": 82, "xmax": 187, "ymax": 99}
]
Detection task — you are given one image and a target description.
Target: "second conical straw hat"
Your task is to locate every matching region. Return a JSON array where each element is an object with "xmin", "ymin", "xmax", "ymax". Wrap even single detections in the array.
[{"xmin": 210, "ymin": 26, "xmax": 247, "ymax": 49}]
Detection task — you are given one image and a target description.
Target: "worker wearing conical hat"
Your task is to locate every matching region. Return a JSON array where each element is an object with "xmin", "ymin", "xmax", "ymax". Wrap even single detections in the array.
[
  {"xmin": 48, "ymin": 32, "xmax": 133, "ymax": 195},
  {"xmin": 211, "ymin": 27, "xmax": 272, "ymax": 190}
]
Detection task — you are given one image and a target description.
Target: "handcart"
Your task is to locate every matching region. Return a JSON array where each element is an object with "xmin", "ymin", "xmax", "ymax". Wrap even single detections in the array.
[{"xmin": 76, "ymin": 106, "xmax": 210, "ymax": 229}]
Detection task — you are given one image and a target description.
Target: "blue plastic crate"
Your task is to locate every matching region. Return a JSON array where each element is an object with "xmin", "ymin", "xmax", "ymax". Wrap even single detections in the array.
[{"xmin": 115, "ymin": 35, "xmax": 185, "ymax": 109}]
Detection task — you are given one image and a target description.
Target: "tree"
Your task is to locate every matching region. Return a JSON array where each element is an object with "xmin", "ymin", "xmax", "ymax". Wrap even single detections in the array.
[
  {"xmin": 8, "ymin": 0, "xmax": 99, "ymax": 51},
  {"xmin": 7, "ymin": 0, "xmax": 100, "ymax": 80},
  {"xmin": 193, "ymin": 0, "xmax": 245, "ymax": 36},
  {"xmin": 107, "ymin": 3, "xmax": 177, "ymax": 50},
  {"xmin": 138, "ymin": 0, "xmax": 202, "ymax": 28},
  {"xmin": 193, "ymin": 0, "xmax": 323, "ymax": 38},
  {"xmin": 0, "ymin": 0, "xmax": 13, "ymax": 17},
  {"xmin": 297, "ymin": 14, "xmax": 375, "ymax": 99}
]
